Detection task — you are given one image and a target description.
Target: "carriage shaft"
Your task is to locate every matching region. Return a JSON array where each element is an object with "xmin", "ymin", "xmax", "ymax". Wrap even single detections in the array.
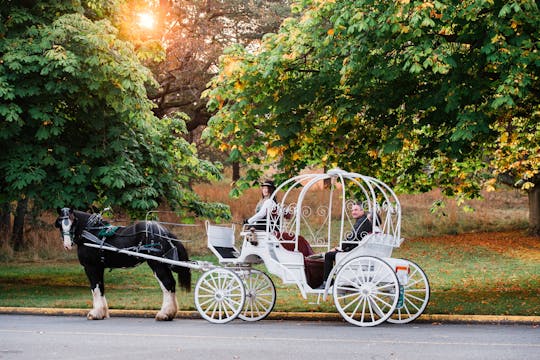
[{"xmin": 83, "ymin": 243, "xmax": 211, "ymax": 271}]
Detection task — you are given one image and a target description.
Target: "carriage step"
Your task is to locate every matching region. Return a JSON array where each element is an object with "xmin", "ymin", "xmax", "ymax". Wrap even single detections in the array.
[{"xmin": 213, "ymin": 246, "xmax": 240, "ymax": 259}]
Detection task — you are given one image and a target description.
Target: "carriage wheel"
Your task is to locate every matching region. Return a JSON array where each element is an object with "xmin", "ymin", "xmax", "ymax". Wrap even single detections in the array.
[
  {"xmin": 387, "ymin": 260, "xmax": 430, "ymax": 324},
  {"xmin": 236, "ymin": 269, "xmax": 276, "ymax": 322},
  {"xmin": 194, "ymin": 268, "xmax": 245, "ymax": 324},
  {"xmin": 333, "ymin": 256, "xmax": 399, "ymax": 327}
]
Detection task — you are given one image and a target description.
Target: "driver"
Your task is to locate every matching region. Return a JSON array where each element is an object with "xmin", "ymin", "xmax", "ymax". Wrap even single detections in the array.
[{"xmin": 317, "ymin": 203, "xmax": 372, "ymax": 289}]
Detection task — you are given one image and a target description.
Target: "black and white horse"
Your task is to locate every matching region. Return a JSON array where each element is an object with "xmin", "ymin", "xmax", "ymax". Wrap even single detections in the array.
[{"xmin": 54, "ymin": 208, "xmax": 191, "ymax": 321}]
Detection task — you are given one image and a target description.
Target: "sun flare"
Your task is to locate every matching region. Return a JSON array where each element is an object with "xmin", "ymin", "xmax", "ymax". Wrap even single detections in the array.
[{"xmin": 137, "ymin": 12, "xmax": 156, "ymax": 30}]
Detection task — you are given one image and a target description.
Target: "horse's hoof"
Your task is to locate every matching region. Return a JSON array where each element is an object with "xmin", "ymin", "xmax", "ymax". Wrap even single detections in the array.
[
  {"xmin": 87, "ymin": 312, "xmax": 107, "ymax": 320},
  {"xmin": 155, "ymin": 312, "xmax": 175, "ymax": 321}
]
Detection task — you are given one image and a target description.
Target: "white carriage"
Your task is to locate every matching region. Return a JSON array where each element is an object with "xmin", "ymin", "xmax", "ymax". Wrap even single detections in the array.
[{"xmin": 198, "ymin": 169, "xmax": 430, "ymax": 327}]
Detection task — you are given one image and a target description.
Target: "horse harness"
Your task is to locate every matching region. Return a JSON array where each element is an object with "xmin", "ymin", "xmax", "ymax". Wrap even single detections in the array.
[{"xmin": 81, "ymin": 215, "xmax": 178, "ymax": 264}]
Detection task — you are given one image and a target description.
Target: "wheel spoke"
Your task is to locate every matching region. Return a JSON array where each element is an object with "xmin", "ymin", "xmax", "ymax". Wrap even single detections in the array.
[
  {"xmin": 404, "ymin": 295, "xmax": 422, "ymax": 311},
  {"xmin": 360, "ymin": 297, "xmax": 367, "ymax": 323},
  {"xmin": 366, "ymin": 297, "xmax": 376, "ymax": 323},
  {"xmin": 404, "ymin": 286, "xmax": 427, "ymax": 293},
  {"xmin": 244, "ymin": 302, "xmax": 256, "ymax": 317},
  {"xmin": 400, "ymin": 302, "xmax": 413, "ymax": 317},
  {"xmin": 336, "ymin": 290, "xmax": 361, "ymax": 303},
  {"xmin": 200, "ymin": 279, "xmax": 216, "ymax": 293},
  {"xmin": 370, "ymin": 262, "xmax": 387, "ymax": 285},
  {"xmin": 198, "ymin": 297, "xmax": 216, "ymax": 308},
  {"xmin": 404, "ymin": 292, "xmax": 426, "ymax": 303},
  {"xmin": 348, "ymin": 295, "xmax": 364, "ymax": 320},
  {"xmin": 210, "ymin": 301, "xmax": 219, "ymax": 319},
  {"xmin": 340, "ymin": 294, "xmax": 362, "ymax": 312},
  {"xmin": 248, "ymin": 301, "xmax": 262, "ymax": 316},
  {"xmin": 405, "ymin": 278, "xmax": 424, "ymax": 288},
  {"xmin": 370, "ymin": 293, "xmax": 394, "ymax": 310},
  {"xmin": 221, "ymin": 299, "xmax": 235, "ymax": 318},
  {"xmin": 351, "ymin": 262, "xmax": 367, "ymax": 284},
  {"xmin": 375, "ymin": 282, "xmax": 397, "ymax": 291}
]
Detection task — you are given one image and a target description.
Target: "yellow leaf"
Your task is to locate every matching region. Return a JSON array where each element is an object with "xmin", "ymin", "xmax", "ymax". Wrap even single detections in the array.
[
  {"xmin": 267, "ymin": 147, "xmax": 281, "ymax": 158},
  {"xmin": 522, "ymin": 182, "xmax": 534, "ymax": 190},
  {"xmin": 368, "ymin": 149, "xmax": 378, "ymax": 159},
  {"xmin": 327, "ymin": 28, "xmax": 334, "ymax": 36},
  {"xmin": 219, "ymin": 143, "xmax": 229, "ymax": 151}
]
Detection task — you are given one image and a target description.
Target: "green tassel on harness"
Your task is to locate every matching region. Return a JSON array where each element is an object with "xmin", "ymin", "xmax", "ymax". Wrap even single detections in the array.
[{"xmin": 98, "ymin": 226, "xmax": 119, "ymax": 238}]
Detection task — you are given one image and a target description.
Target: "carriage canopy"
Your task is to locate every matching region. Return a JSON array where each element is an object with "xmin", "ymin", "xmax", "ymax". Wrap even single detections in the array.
[{"xmin": 267, "ymin": 168, "xmax": 403, "ymax": 252}]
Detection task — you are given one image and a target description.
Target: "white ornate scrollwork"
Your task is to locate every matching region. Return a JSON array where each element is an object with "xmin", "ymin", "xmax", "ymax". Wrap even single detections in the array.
[
  {"xmin": 301, "ymin": 205, "xmax": 312, "ymax": 218},
  {"xmin": 316, "ymin": 205, "xmax": 329, "ymax": 217}
]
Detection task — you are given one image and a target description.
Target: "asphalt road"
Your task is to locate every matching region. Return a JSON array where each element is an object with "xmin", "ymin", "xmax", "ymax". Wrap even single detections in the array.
[{"xmin": 0, "ymin": 314, "xmax": 538, "ymax": 360}]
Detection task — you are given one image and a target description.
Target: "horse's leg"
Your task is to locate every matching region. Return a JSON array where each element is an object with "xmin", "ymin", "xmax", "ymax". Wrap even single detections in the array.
[
  {"xmin": 148, "ymin": 261, "xmax": 178, "ymax": 321},
  {"xmin": 84, "ymin": 265, "xmax": 110, "ymax": 320}
]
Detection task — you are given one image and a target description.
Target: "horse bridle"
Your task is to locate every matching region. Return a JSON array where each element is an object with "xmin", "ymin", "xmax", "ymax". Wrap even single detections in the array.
[{"xmin": 57, "ymin": 208, "xmax": 75, "ymax": 246}]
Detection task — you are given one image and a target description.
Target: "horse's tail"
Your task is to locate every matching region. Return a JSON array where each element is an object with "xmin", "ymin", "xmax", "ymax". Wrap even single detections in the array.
[{"xmin": 172, "ymin": 241, "xmax": 191, "ymax": 292}]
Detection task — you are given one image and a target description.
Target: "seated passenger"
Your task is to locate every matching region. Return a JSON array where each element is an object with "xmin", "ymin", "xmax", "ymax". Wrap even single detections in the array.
[
  {"xmin": 317, "ymin": 203, "xmax": 373, "ymax": 289},
  {"xmin": 246, "ymin": 180, "xmax": 277, "ymax": 230}
]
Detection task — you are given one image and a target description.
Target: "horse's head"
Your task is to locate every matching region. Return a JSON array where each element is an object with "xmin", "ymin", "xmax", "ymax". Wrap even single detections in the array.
[{"xmin": 55, "ymin": 207, "xmax": 75, "ymax": 250}]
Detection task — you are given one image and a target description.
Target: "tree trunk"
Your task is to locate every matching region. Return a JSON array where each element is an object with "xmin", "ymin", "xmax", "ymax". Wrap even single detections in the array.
[
  {"xmin": 232, "ymin": 161, "xmax": 240, "ymax": 182},
  {"xmin": 323, "ymin": 166, "xmax": 331, "ymax": 188},
  {"xmin": 0, "ymin": 202, "xmax": 11, "ymax": 245},
  {"xmin": 11, "ymin": 198, "xmax": 28, "ymax": 251},
  {"xmin": 529, "ymin": 185, "xmax": 540, "ymax": 236}
]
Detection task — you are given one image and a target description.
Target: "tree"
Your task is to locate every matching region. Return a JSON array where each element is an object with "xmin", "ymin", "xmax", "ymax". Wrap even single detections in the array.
[
  {"xmin": 149, "ymin": 0, "xmax": 291, "ymax": 128},
  {"xmin": 0, "ymin": 0, "xmax": 229, "ymax": 248},
  {"xmin": 142, "ymin": 0, "xmax": 291, "ymax": 179},
  {"xmin": 204, "ymin": 0, "xmax": 540, "ymax": 234}
]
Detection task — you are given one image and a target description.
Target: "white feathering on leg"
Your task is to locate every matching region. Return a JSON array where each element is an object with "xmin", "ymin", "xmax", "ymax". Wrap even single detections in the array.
[
  {"xmin": 155, "ymin": 275, "xmax": 178, "ymax": 321},
  {"xmin": 87, "ymin": 285, "xmax": 109, "ymax": 320}
]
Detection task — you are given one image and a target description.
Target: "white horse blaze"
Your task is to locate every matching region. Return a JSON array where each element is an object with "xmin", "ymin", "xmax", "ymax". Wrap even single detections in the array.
[
  {"xmin": 88, "ymin": 285, "xmax": 110, "ymax": 320},
  {"xmin": 155, "ymin": 275, "xmax": 178, "ymax": 321},
  {"xmin": 61, "ymin": 219, "xmax": 73, "ymax": 250}
]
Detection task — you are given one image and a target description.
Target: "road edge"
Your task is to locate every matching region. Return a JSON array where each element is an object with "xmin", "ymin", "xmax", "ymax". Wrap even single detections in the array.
[{"xmin": 1, "ymin": 307, "xmax": 538, "ymax": 325}]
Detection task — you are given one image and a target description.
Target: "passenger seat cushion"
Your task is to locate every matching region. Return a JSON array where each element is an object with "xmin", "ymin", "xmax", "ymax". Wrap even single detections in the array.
[
  {"xmin": 277, "ymin": 232, "xmax": 323, "ymax": 288},
  {"xmin": 278, "ymin": 232, "xmax": 314, "ymax": 257}
]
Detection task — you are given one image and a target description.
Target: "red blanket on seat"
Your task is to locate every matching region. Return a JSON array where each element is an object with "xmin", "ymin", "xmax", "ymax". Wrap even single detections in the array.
[{"xmin": 277, "ymin": 232, "xmax": 324, "ymax": 288}]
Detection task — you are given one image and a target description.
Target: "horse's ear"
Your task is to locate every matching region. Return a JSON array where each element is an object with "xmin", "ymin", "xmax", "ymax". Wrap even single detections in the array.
[{"xmin": 57, "ymin": 207, "xmax": 62, "ymax": 215}]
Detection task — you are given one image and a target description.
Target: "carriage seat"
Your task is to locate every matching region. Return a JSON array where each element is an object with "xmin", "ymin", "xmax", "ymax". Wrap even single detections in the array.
[
  {"xmin": 278, "ymin": 232, "xmax": 324, "ymax": 288},
  {"xmin": 206, "ymin": 222, "xmax": 239, "ymax": 261}
]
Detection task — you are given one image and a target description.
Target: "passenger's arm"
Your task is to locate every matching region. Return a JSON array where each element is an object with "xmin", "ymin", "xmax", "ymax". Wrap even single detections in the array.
[{"xmin": 247, "ymin": 199, "xmax": 274, "ymax": 224}]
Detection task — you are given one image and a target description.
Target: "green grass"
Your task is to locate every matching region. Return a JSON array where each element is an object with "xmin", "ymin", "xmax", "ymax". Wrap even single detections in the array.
[{"xmin": 1, "ymin": 230, "xmax": 539, "ymax": 316}]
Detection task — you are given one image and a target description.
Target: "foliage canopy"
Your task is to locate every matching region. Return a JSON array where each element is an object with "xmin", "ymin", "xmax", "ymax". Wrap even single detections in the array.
[{"xmin": 204, "ymin": 0, "xmax": 539, "ymax": 202}]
